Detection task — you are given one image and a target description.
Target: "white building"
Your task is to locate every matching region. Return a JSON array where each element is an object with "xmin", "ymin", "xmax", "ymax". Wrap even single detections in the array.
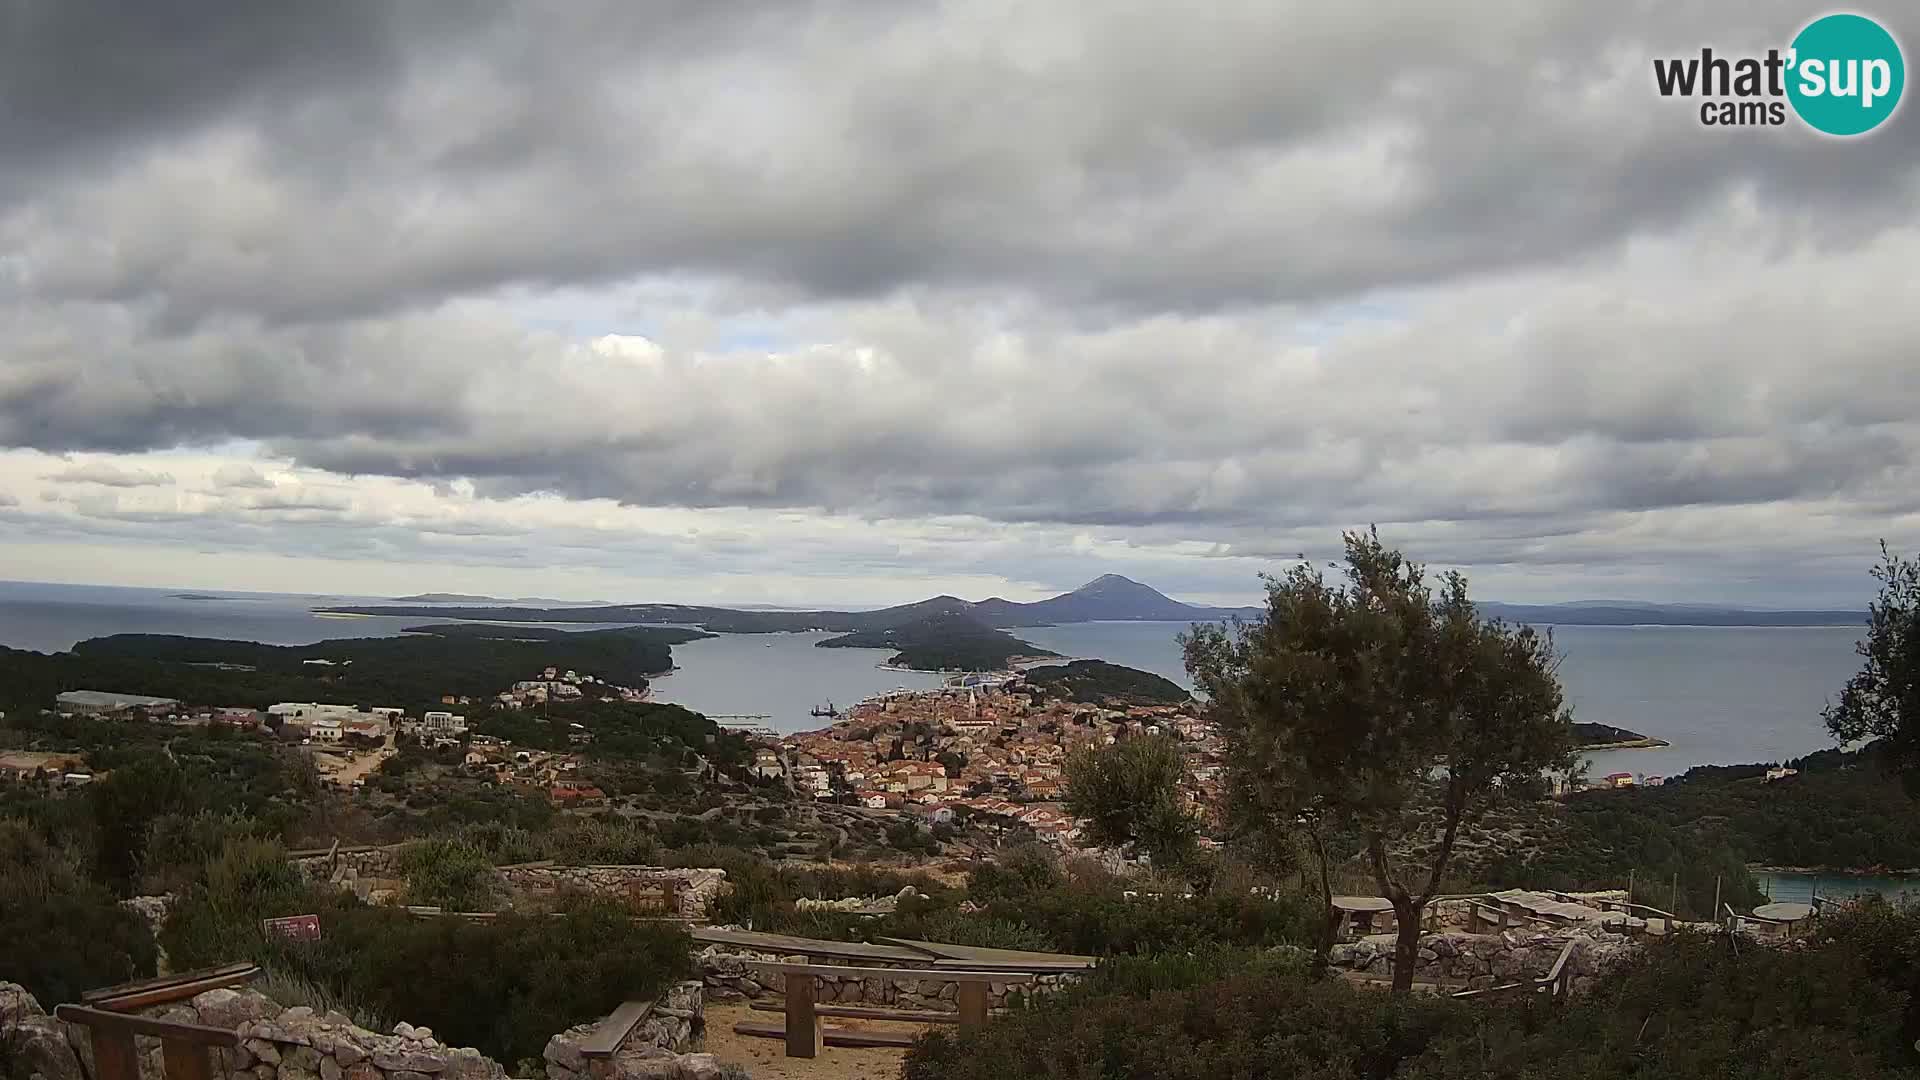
[
  {"xmin": 423, "ymin": 711, "xmax": 468, "ymax": 734},
  {"xmin": 270, "ymin": 702, "xmax": 374, "ymax": 722},
  {"xmin": 308, "ymin": 719, "xmax": 345, "ymax": 743}
]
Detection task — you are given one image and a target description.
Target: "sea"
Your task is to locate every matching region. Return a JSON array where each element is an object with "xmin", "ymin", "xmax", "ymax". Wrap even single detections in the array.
[
  {"xmin": 0, "ymin": 581, "xmax": 1868, "ymax": 764},
  {"xmin": 6, "ymin": 578, "xmax": 1914, "ymax": 898}
]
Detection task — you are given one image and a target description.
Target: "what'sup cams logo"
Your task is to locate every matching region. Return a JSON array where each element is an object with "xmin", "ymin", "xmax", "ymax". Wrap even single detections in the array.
[{"xmin": 1654, "ymin": 12, "xmax": 1904, "ymax": 135}]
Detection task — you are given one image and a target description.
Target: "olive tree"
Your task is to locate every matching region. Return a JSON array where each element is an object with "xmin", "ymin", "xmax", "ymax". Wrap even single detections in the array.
[
  {"xmin": 1063, "ymin": 734, "xmax": 1200, "ymax": 876},
  {"xmin": 1184, "ymin": 530, "xmax": 1573, "ymax": 992},
  {"xmin": 1824, "ymin": 542, "xmax": 1920, "ymax": 793}
]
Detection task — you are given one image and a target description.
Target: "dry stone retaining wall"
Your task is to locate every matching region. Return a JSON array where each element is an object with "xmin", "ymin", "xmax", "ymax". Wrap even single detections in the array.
[
  {"xmin": 2, "ymin": 983, "xmax": 730, "ymax": 1080},
  {"xmin": 495, "ymin": 866, "xmax": 726, "ymax": 923},
  {"xmin": 697, "ymin": 946, "xmax": 1072, "ymax": 1013},
  {"xmin": 289, "ymin": 846, "xmax": 725, "ymax": 921},
  {"xmin": 1327, "ymin": 928, "xmax": 1628, "ymax": 993}
]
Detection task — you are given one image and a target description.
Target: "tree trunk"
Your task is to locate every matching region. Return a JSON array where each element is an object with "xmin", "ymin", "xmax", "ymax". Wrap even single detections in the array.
[
  {"xmin": 1308, "ymin": 829, "xmax": 1338, "ymax": 976},
  {"xmin": 1391, "ymin": 897, "xmax": 1424, "ymax": 993}
]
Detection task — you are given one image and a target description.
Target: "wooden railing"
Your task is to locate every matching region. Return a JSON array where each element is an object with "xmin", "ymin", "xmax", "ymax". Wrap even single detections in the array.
[
  {"xmin": 1449, "ymin": 940, "xmax": 1579, "ymax": 1002},
  {"xmin": 55, "ymin": 1006, "xmax": 238, "ymax": 1080}
]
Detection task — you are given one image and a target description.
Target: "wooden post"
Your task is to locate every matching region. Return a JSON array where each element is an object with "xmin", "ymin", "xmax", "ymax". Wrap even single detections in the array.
[
  {"xmin": 784, "ymin": 972, "xmax": 821, "ymax": 1059},
  {"xmin": 1670, "ymin": 873, "xmax": 1679, "ymax": 917},
  {"xmin": 161, "ymin": 1040, "xmax": 214, "ymax": 1080},
  {"xmin": 90, "ymin": 1025, "xmax": 141, "ymax": 1080},
  {"xmin": 1627, "ymin": 869, "xmax": 1635, "ymax": 906},
  {"xmin": 661, "ymin": 878, "xmax": 680, "ymax": 918},
  {"xmin": 957, "ymin": 981, "xmax": 989, "ymax": 1030},
  {"xmin": 1712, "ymin": 877, "xmax": 1721, "ymax": 924}
]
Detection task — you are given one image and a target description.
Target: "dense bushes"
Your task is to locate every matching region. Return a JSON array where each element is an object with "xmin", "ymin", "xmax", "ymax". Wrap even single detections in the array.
[
  {"xmin": 0, "ymin": 817, "xmax": 156, "ymax": 1004},
  {"xmin": 397, "ymin": 839, "xmax": 498, "ymax": 910},
  {"xmin": 160, "ymin": 837, "xmax": 692, "ymax": 1066},
  {"xmin": 905, "ymin": 902, "xmax": 1920, "ymax": 1080}
]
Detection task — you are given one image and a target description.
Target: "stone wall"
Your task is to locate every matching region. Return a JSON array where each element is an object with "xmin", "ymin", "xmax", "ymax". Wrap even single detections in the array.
[
  {"xmin": 541, "ymin": 984, "xmax": 731, "ymax": 1080},
  {"xmin": 289, "ymin": 847, "xmax": 726, "ymax": 921},
  {"xmin": 2, "ymin": 983, "xmax": 731, "ymax": 1080},
  {"xmin": 1327, "ymin": 928, "xmax": 1628, "ymax": 993},
  {"xmin": 697, "ymin": 947, "xmax": 1072, "ymax": 1013},
  {"xmin": 495, "ymin": 866, "xmax": 726, "ymax": 923}
]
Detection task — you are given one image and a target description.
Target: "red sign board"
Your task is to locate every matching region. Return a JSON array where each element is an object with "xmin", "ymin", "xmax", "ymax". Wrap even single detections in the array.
[{"xmin": 263, "ymin": 914, "xmax": 322, "ymax": 942}]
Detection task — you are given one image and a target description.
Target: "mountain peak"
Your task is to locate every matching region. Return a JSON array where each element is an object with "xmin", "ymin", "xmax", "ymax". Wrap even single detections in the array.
[{"xmin": 1074, "ymin": 573, "xmax": 1153, "ymax": 593}]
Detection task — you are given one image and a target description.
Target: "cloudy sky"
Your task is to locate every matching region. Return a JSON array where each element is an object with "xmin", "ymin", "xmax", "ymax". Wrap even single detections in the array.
[{"xmin": 2, "ymin": 1, "xmax": 1917, "ymax": 608}]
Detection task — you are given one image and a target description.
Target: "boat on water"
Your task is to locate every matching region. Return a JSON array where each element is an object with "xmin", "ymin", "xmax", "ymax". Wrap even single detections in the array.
[{"xmin": 809, "ymin": 700, "xmax": 837, "ymax": 717}]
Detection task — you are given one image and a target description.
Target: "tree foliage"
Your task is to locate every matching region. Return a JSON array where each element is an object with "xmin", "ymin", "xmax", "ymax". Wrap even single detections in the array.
[
  {"xmin": 1063, "ymin": 734, "xmax": 1199, "ymax": 872},
  {"xmin": 1825, "ymin": 541, "xmax": 1920, "ymax": 793},
  {"xmin": 1184, "ymin": 530, "xmax": 1574, "ymax": 990},
  {"xmin": 0, "ymin": 817, "xmax": 156, "ymax": 1005}
]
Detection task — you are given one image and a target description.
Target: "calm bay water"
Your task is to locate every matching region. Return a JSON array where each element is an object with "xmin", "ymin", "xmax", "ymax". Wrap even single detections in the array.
[{"xmin": 0, "ymin": 582, "xmax": 1868, "ymax": 766}]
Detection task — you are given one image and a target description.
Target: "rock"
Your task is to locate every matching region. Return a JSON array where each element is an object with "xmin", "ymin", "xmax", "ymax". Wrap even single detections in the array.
[
  {"xmin": 284, "ymin": 1045, "xmax": 323, "ymax": 1072},
  {"xmin": 333, "ymin": 1039, "xmax": 368, "ymax": 1067},
  {"xmin": 344, "ymin": 1063, "xmax": 383, "ymax": 1080},
  {"xmin": 544, "ymin": 1031, "xmax": 589, "ymax": 1072},
  {"xmin": 231, "ymin": 1042, "xmax": 257, "ymax": 1070},
  {"xmin": 394, "ymin": 1022, "xmax": 417, "ymax": 1038},
  {"xmin": 391, "ymin": 1070, "xmax": 433, "ymax": 1080},
  {"xmin": 444, "ymin": 1047, "xmax": 502, "ymax": 1080},
  {"xmin": 683, "ymin": 1053, "xmax": 729, "ymax": 1080},
  {"xmin": 282, "ymin": 1007, "xmax": 317, "ymax": 1025},
  {"xmin": 253, "ymin": 1066, "xmax": 277, "ymax": 1080},
  {"xmin": 245, "ymin": 1040, "xmax": 282, "ymax": 1065},
  {"xmin": 281, "ymin": 1065, "xmax": 320, "ymax": 1080},
  {"xmin": 0, "ymin": 983, "xmax": 46, "ymax": 1025},
  {"xmin": 322, "ymin": 1056, "xmax": 344, "ymax": 1080},
  {"xmin": 412, "ymin": 1027, "xmax": 433, "ymax": 1042},
  {"xmin": 7, "ymin": 1015, "xmax": 85, "ymax": 1080},
  {"xmin": 547, "ymin": 1066, "xmax": 579, "ymax": 1080},
  {"xmin": 374, "ymin": 1049, "xmax": 450, "ymax": 1073}
]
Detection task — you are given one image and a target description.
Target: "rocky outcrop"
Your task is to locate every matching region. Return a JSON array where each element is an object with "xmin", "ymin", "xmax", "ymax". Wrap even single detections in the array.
[
  {"xmin": 1, "ymin": 983, "xmax": 86, "ymax": 1080},
  {"xmin": 696, "ymin": 947, "xmax": 1071, "ymax": 1012},
  {"xmin": 1327, "ymin": 928, "xmax": 1630, "ymax": 993},
  {"xmin": 540, "ymin": 984, "xmax": 731, "ymax": 1080}
]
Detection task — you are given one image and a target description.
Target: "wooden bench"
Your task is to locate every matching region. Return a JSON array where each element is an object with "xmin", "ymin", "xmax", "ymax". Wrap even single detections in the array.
[
  {"xmin": 736, "ymin": 963, "xmax": 1040, "ymax": 1059},
  {"xmin": 748, "ymin": 1001, "xmax": 961, "ymax": 1024},
  {"xmin": 576, "ymin": 999, "xmax": 656, "ymax": 1060},
  {"xmin": 83, "ymin": 963, "xmax": 262, "ymax": 1012},
  {"xmin": 56, "ymin": 1005, "xmax": 239, "ymax": 1080}
]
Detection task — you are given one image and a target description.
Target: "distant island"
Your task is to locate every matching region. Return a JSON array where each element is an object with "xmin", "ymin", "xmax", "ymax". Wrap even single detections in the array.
[
  {"xmin": 1021, "ymin": 659, "xmax": 1190, "ymax": 706},
  {"xmin": 170, "ymin": 593, "xmax": 226, "ymax": 601},
  {"xmin": 390, "ymin": 592, "xmax": 610, "ymax": 606},
  {"xmin": 320, "ymin": 575, "xmax": 1866, "ymax": 634},
  {"xmin": 1571, "ymin": 721, "xmax": 1670, "ymax": 750},
  {"xmin": 0, "ymin": 624, "xmax": 711, "ymax": 715},
  {"xmin": 816, "ymin": 610, "xmax": 1058, "ymax": 672}
]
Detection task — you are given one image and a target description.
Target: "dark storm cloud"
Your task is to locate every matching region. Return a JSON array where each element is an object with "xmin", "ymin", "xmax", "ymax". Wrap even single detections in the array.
[
  {"xmin": 1, "ymin": 0, "xmax": 1919, "ymax": 604},
  {"xmin": 6, "ymin": 0, "xmax": 1917, "ymax": 326}
]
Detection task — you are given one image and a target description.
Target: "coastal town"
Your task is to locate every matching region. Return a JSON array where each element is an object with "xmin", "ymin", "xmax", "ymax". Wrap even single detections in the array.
[{"xmin": 772, "ymin": 674, "xmax": 1220, "ymax": 847}]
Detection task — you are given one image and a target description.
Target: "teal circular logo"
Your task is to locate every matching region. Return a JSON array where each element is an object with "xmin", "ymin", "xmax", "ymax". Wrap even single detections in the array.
[{"xmin": 1787, "ymin": 13, "xmax": 1905, "ymax": 136}]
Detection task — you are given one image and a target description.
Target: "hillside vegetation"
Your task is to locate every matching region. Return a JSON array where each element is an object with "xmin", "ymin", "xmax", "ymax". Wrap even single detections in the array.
[
  {"xmin": 1021, "ymin": 659, "xmax": 1189, "ymax": 705},
  {"xmin": 816, "ymin": 610, "xmax": 1057, "ymax": 671}
]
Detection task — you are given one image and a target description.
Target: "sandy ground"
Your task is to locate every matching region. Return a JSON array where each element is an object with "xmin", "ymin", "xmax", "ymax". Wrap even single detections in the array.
[
  {"xmin": 698, "ymin": 1002, "xmax": 934, "ymax": 1080},
  {"xmin": 0, "ymin": 750, "xmax": 86, "ymax": 773},
  {"xmin": 312, "ymin": 737, "xmax": 395, "ymax": 787}
]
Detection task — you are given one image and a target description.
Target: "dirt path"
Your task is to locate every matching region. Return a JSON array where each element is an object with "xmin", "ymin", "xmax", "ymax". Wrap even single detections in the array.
[{"xmin": 699, "ymin": 1001, "xmax": 930, "ymax": 1079}]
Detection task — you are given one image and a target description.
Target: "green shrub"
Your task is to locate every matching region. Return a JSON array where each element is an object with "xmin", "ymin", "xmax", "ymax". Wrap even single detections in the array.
[
  {"xmin": 905, "ymin": 907, "xmax": 1920, "ymax": 1080},
  {"xmin": 397, "ymin": 839, "xmax": 498, "ymax": 911},
  {"xmin": 0, "ymin": 817, "xmax": 156, "ymax": 1004}
]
